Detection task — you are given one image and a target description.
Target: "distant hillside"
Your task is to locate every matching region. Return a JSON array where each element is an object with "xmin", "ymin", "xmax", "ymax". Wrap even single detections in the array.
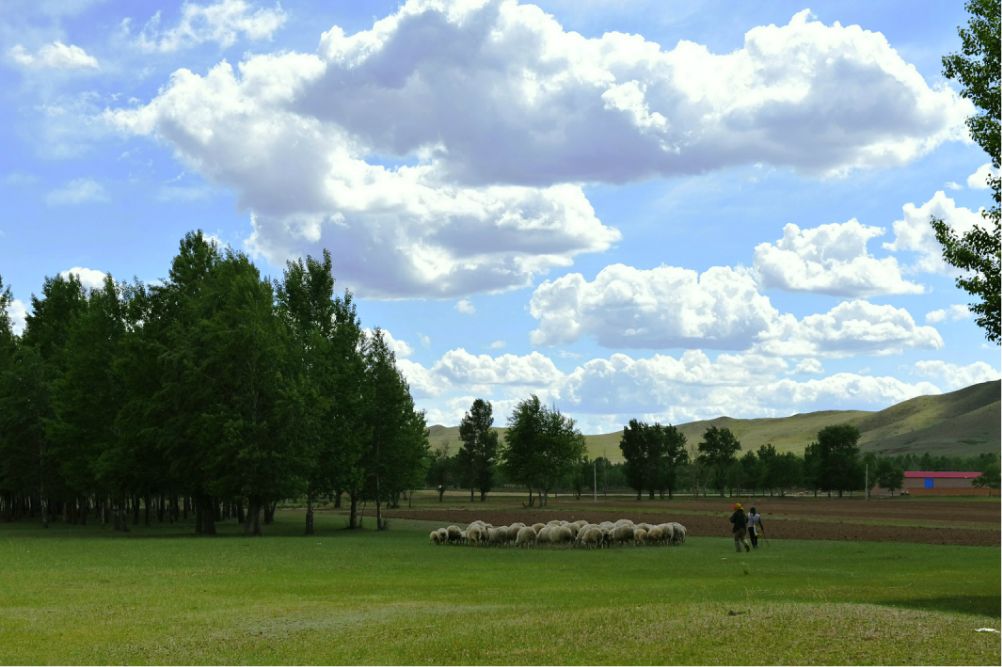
[{"xmin": 427, "ymin": 380, "xmax": 1000, "ymax": 462}]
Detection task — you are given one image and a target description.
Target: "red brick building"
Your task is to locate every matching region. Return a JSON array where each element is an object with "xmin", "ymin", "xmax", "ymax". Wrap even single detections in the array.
[{"xmin": 902, "ymin": 470, "xmax": 988, "ymax": 496}]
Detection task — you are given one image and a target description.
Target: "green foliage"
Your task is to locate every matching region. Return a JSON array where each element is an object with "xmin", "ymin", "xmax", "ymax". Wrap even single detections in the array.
[
  {"xmin": 458, "ymin": 398, "xmax": 499, "ymax": 501},
  {"xmin": 696, "ymin": 426, "xmax": 741, "ymax": 495},
  {"xmin": 502, "ymin": 395, "xmax": 585, "ymax": 506},
  {"xmin": 619, "ymin": 419, "xmax": 688, "ymax": 499},
  {"xmin": 933, "ymin": 0, "xmax": 1001, "ymax": 342},
  {"xmin": 815, "ymin": 424, "xmax": 862, "ymax": 497}
]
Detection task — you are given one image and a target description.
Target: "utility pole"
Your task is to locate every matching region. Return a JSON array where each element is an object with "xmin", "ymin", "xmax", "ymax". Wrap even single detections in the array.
[{"xmin": 593, "ymin": 459, "xmax": 597, "ymax": 501}]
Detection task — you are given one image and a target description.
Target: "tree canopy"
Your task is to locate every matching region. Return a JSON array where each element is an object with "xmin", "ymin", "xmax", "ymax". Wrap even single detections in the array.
[{"xmin": 933, "ymin": 0, "xmax": 1000, "ymax": 343}]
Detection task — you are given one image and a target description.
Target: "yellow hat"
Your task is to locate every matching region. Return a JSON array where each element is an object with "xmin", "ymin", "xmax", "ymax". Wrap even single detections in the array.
[{"xmin": 733, "ymin": 503, "xmax": 743, "ymax": 510}]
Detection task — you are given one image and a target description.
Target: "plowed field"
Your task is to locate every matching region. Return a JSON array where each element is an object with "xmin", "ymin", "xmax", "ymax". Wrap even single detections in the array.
[{"xmin": 385, "ymin": 495, "xmax": 1001, "ymax": 546}]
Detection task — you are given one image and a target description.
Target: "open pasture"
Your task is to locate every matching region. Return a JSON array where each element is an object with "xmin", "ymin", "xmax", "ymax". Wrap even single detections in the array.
[{"xmin": 0, "ymin": 502, "xmax": 999, "ymax": 665}]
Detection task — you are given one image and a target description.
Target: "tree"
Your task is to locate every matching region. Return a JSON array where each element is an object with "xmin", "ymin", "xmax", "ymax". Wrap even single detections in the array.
[
  {"xmin": 696, "ymin": 426, "xmax": 741, "ymax": 495},
  {"xmin": 932, "ymin": 0, "xmax": 1000, "ymax": 343},
  {"xmin": 362, "ymin": 329, "xmax": 429, "ymax": 529},
  {"xmin": 816, "ymin": 424, "xmax": 862, "ymax": 497},
  {"xmin": 973, "ymin": 459, "xmax": 1000, "ymax": 492},
  {"xmin": 458, "ymin": 399, "xmax": 500, "ymax": 502},
  {"xmin": 47, "ymin": 276, "xmax": 125, "ymax": 527},
  {"xmin": 620, "ymin": 419, "xmax": 658, "ymax": 500},
  {"xmin": 621, "ymin": 420, "xmax": 688, "ymax": 499},
  {"xmin": 502, "ymin": 395, "xmax": 585, "ymax": 507},
  {"xmin": 875, "ymin": 458, "xmax": 904, "ymax": 496},
  {"xmin": 276, "ymin": 250, "xmax": 338, "ymax": 535}
]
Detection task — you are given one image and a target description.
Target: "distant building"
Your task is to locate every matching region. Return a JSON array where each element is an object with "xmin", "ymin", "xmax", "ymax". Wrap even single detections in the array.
[{"xmin": 902, "ymin": 470, "xmax": 987, "ymax": 496}]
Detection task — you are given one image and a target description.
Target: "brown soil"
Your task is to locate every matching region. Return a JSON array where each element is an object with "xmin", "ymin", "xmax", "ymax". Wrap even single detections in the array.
[{"xmin": 384, "ymin": 496, "xmax": 1001, "ymax": 547}]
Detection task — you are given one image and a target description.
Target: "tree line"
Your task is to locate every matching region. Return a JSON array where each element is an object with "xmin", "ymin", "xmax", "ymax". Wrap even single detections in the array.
[
  {"xmin": 0, "ymin": 231, "xmax": 428, "ymax": 535},
  {"xmin": 427, "ymin": 413, "xmax": 1001, "ymax": 500}
]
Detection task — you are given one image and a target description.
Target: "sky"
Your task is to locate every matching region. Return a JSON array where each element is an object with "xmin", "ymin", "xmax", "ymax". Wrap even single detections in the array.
[{"xmin": 1, "ymin": 0, "xmax": 999, "ymax": 434}]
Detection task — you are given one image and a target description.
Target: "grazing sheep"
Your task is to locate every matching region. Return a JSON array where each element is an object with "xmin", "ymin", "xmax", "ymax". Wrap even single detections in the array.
[
  {"xmin": 466, "ymin": 524, "xmax": 484, "ymax": 546},
  {"xmin": 647, "ymin": 525, "xmax": 665, "ymax": 544},
  {"xmin": 537, "ymin": 525, "xmax": 554, "ymax": 543},
  {"xmin": 508, "ymin": 522, "xmax": 526, "ymax": 537},
  {"xmin": 430, "ymin": 530, "xmax": 443, "ymax": 545},
  {"xmin": 611, "ymin": 524, "xmax": 635, "ymax": 545},
  {"xmin": 531, "ymin": 522, "xmax": 545, "ymax": 534},
  {"xmin": 658, "ymin": 523, "xmax": 674, "ymax": 545},
  {"xmin": 515, "ymin": 526, "xmax": 537, "ymax": 548},
  {"xmin": 446, "ymin": 525, "xmax": 462, "ymax": 544},
  {"xmin": 494, "ymin": 526, "xmax": 509, "ymax": 545},
  {"xmin": 634, "ymin": 527, "xmax": 648, "ymax": 546},
  {"xmin": 670, "ymin": 522, "xmax": 687, "ymax": 544},
  {"xmin": 552, "ymin": 525, "xmax": 574, "ymax": 545},
  {"xmin": 578, "ymin": 526, "xmax": 604, "ymax": 548}
]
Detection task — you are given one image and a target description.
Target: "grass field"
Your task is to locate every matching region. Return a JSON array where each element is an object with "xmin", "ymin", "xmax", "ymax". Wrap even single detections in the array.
[{"xmin": 1, "ymin": 510, "xmax": 999, "ymax": 665}]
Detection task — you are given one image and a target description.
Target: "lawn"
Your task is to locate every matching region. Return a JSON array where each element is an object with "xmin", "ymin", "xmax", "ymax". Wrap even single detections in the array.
[{"xmin": 0, "ymin": 512, "xmax": 999, "ymax": 665}]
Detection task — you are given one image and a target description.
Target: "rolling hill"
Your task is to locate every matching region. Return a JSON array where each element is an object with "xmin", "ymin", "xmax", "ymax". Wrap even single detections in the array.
[{"xmin": 427, "ymin": 380, "xmax": 1000, "ymax": 462}]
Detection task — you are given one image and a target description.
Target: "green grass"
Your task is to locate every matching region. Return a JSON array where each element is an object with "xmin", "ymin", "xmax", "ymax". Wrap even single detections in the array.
[{"xmin": 1, "ymin": 512, "xmax": 999, "ymax": 665}]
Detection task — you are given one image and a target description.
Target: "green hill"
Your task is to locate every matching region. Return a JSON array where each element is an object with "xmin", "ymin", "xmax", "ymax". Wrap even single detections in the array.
[{"xmin": 427, "ymin": 380, "xmax": 1000, "ymax": 462}]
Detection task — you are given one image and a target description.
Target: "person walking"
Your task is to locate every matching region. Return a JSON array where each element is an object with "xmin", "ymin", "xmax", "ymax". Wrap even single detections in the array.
[
  {"xmin": 729, "ymin": 502, "xmax": 750, "ymax": 552},
  {"xmin": 747, "ymin": 506, "xmax": 764, "ymax": 549}
]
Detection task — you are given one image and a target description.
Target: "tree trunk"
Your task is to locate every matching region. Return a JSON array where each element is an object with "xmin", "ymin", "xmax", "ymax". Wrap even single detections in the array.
[
  {"xmin": 348, "ymin": 493, "xmax": 359, "ymax": 529},
  {"xmin": 244, "ymin": 497, "xmax": 262, "ymax": 536},
  {"xmin": 144, "ymin": 495, "xmax": 151, "ymax": 526},
  {"xmin": 264, "ymin": 501, "xmax": 276, "ymax": 525},
  {"xmin": 334, "ymin": 490, "xmax": 342, "ymax": 509},
  {"xmin": 305, "ymin": 493, "xmax": 315, "ymax": 536}
]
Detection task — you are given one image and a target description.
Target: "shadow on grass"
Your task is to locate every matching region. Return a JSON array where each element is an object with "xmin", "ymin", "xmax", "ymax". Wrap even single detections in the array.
[{"xmin": 878, "ymin": 595, "xmax": 1001, "ymax": 617}]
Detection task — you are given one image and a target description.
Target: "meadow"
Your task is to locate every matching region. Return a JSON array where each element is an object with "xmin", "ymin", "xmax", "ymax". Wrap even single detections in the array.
[{"xmin": 1, "ymin": 503, "xmax": 999, "ymax": 665}]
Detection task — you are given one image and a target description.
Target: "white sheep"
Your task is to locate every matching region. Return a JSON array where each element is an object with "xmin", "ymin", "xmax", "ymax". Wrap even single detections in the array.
[
  {"xmin": 552, "ymin": 525, "xmax": 574, "ymax": 545},
  {"xmin": 577, "ymin": 526, "xmax": 604, "ymax": 548},
  {"xmin": 531, "ymin": 522, "xmax": 545, "ymax": 534},
  {"xmin": 670, "ymin": 522, "xmax": 687, "ymax": 544},
  {"xmin": 646, "ymin": 525, "xmax": 665, "ymax": 544},
  {"xmin": 446, "ymin": 525, "xmax": 462, "ymax": 544},
  {"xmin": 611, "ymin": 524, "xmax": 635, "ymax": 545},
  {"xmin": 515, "ymin": 525, "xmax": 537, "ymax": 547},
  {"xmin": 634, "ymin": 527, "xmax": 648, "ymax": 546}
]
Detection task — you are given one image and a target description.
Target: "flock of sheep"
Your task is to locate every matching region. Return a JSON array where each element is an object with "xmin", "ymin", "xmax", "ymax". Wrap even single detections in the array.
[{"xmin": 429, "ymin": 518, "xmax": 687, "ymax": 548}]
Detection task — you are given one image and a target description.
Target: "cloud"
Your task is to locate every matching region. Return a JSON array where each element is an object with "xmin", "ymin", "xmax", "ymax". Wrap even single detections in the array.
[
  {"xmin": 966, "ymin": 162, "xmax": 997, "ymax": 190},
  {"xmin": 46, "ymin": 178, "xmax": 108, "ymax": 206},
  {"xmin": 135, "ymin": 0, "xmax": 286, "ymax": 52},
  {"xmin": 108, "ymin": 2, "xmax": 970, "ymax": 296},
  {"xmin": 455, "ymin": 299, "xmax": 476, "ymax": 315},
  {"xmin": 307, "ymin": 3, "xmax": 968, "ymax": 183},
  {"xmin": 925, "ymin": 304, "xmax": 969, "ymax": 324},
  {"xmin": 59, "ymin": 266, "xmax": 108, "ymax": 291},
  {"xmin": 398, "ymin": 345, "xmax": 945, "ymax": 430},
  {"xmin": 883, "ymin": 190, "xmax": 983, "ymax": 273},
  {"xmin": 6, "ymin": 299, "xmax": 28, "ymax": 336},
  {"xmin": 433, "ymin": 348, "xmax": 562, "ymax": 387},
  {"xmin": 108, "ymin": 58, "xmax": 618, "ymax": 297},
  {"xmin": 794, "ymin": 358, "xmax": 824, "ymax": 375},
  {"xmin": 529, "ymin": 264, "xmax": 778, "ymax": 348},
  {"xmin": 913, "ymin": 360, "xmax": 999, "ymax": 391},
  {"xmin": 754, "ymin": 219, "xmax": 923, "ymax": 296},
  {"xmin": 8, "ymin": 41, "xmax": 98, "ymax": 69},
  {"xmin": 489, "ymin": 339, "xmax": 506, "ymax": 350},
  {"xmin": 760, "ymin": 300, "xmax": 943, "ymax": 357}
]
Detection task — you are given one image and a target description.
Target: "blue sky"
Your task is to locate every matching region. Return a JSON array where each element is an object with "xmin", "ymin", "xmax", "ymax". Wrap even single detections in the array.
[{"xmin": 1, "ymin": 0, "xmax": 998, "ymax": 433}]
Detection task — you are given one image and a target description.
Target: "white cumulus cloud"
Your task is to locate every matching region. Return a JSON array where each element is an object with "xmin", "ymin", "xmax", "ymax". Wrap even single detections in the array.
[
  {"xmin": 966, "ymin": 162, "xmax": 998, "ymax": 190},
  {"xmin": 925, "ymin": 304, "xmax": 969, "ymax": 324},
  {"xmin": 455, "ymin": 299, "xmax": 476, "ymax": 315},
  {"xmin": 135, "ymin": 0, "xmax": 287, "ymax": 52},
  {"xmin": 759, "ymin": 300, "xmax": 943, "ymax": 357},
  {"xmin": 912, "ymin": 360, "xmax": 999, "ymax": 391},
  {"xmin": 59, "ymin": 267, "xmax": 108, "ymax": 291},
  {"xmin": 8, "ymin": 42, "xmax": 99, "ymax": 69},
  {"xmin": 883, "ymin": 190, "xmax": 983, "ymax": 273},
  {"xmin": 529, "ymin": 264, "xmax": 778, "ymax": 349},
  {"xmin": 754, "ymin": 219, "xmax": 923, "ymax": 296},
  {"xmin": 107, "ymin": 1, "xmax": 971, "ymax": 297}
]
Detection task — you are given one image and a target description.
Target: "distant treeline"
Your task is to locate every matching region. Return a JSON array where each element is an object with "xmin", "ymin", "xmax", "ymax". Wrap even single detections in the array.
[
  {"xmin": 0, "ymin": 232, "xmax": 428, "ymax": 534},
  {"xmin": 429, "ymin": 417, "xmax": 1001, "ymax": 500}
]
